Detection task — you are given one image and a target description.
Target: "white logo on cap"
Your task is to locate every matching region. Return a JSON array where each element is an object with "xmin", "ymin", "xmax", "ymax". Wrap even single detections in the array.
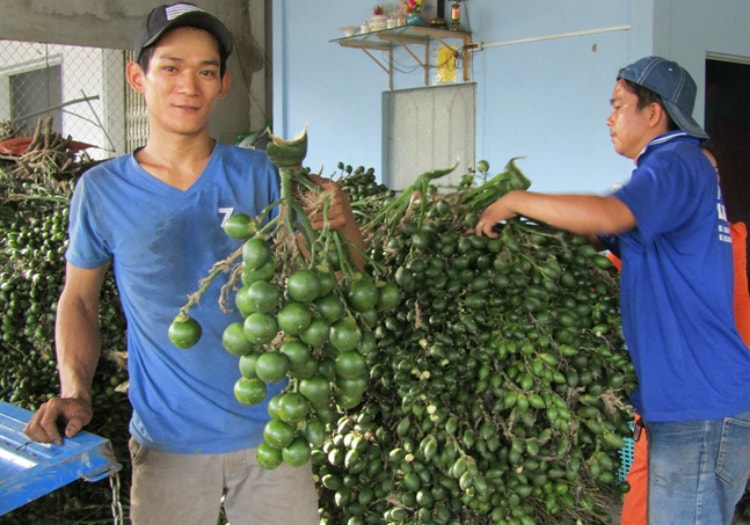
[{"xmin": 165, "ymin": 3, "xmax": 204, "ymax": 21}]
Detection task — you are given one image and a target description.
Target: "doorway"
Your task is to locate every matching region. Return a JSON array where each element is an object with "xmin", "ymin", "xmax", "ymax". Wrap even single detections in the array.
[{"xmin": 704, "ymin": 55, "xmax": 750, "ymax": 287}]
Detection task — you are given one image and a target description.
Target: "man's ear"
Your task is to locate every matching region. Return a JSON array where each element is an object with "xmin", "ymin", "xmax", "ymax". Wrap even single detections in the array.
[
  {"xmin": 126, "ymin": 61, "xmax": 146, "ymax": 93},
  {"xmin": 647, "ymin": 102, "xmax": 667, "ymax": 129},
  {"xmin": 218, "ymin": 71, "xmax": 231, "ymax": 100}
]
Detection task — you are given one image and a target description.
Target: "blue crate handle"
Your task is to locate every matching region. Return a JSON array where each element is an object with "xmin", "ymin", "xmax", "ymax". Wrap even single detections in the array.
[{"xmin": 0, "ymin": 401, "xmax": 122, "ymax": 516}]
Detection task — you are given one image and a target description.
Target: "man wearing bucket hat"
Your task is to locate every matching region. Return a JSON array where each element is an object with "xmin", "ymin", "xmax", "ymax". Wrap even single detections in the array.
[
  {"xmin": 23, "ymin": 3, "xmax": 365, "ymax": 524},
  {"xmin": 476, "ymin": 56, "xmax": 750, "ymax": 523}
]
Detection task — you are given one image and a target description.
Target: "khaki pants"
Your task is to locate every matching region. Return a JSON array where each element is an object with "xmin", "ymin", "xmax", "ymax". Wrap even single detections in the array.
[{"xmin": 129, "ymin": 438, "xmax": 320, "ymax": 525}]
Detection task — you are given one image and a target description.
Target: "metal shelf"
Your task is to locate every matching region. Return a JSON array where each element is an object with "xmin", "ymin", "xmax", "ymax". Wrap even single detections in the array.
[{"xmin": 332, "ymin": 25, "xmax": 472, "ymax": 90}]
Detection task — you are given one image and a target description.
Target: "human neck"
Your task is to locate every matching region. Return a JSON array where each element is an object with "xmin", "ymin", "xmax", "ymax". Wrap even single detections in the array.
[{"xmin": 135, "ymin": 132, "xmax": 216, "ymax": 190}]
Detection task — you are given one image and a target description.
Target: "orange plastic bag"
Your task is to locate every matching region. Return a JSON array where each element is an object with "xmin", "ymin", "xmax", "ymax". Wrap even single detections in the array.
[{"xmin": 731, "ymin": 221, "xmax": 750, "ymax": 344}]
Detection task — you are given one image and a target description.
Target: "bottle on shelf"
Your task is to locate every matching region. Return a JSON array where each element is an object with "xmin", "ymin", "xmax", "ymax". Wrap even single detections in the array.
[
  {"xmin": 450, "ymin": 0, "xmax": 461, "ymax": 31},
  {"xmin": 430, "ymin": 0, "xmax": 448, "ymax": 28}
]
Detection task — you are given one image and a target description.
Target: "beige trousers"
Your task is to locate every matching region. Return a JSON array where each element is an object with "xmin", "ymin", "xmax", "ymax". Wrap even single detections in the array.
[{"xmin": 128, "ymin": 438, "xmax": 320, "ymax": 525}]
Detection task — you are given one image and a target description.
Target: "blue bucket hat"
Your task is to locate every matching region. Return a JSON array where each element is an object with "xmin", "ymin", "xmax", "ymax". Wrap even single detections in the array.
[{"xmin": 617, "ymin": 56, "xmax": 708, "ymax": 139}]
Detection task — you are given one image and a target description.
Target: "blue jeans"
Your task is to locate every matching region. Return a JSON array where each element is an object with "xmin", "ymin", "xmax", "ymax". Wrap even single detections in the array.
[{"xmin": 645, "ymin": 409, "xmax": 750, "ymax": 524}]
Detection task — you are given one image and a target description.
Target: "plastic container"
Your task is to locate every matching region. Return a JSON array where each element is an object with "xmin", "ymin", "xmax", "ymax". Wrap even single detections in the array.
[
  {"xmin": 617, "ymin": 422, "xmax": 636, "ymax": 482},
  {"xmin": 369, "ymin": 14, "xmax": 387, "ymax": 31},
  {"xmin": 0, "ymin": 401, "xmax": 121, "ymax": 515}
]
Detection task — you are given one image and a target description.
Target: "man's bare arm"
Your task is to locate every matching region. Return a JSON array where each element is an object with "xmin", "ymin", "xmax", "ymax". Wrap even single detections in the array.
[{"xmin": 24, "ymin": 262, "xmax": 108, "ymax": 444}]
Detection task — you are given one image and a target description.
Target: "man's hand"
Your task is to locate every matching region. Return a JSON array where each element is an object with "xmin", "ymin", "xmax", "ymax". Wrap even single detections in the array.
[
  {"xmin": 475, "ymin": 194, "xmax": 518, "ymax": 238},
  {"xmin": 305, "ymin": 174, "xmax": 355, "ymax": 231},
  {"xmin": 24, "ymin": 397, "xmax": 93, "ymax": 445},
  {"xmin": 301, "ymin": 174, "xmax": 365, "ymax": 271}
]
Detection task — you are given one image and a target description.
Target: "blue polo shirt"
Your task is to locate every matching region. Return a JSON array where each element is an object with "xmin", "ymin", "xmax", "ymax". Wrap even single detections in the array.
[
  {"xmin": 602, "ymin": 131, "xmax": 750, "ymax": 422},
  {"xmin": 66, "ymin": 142, "xmax": 284, "ymax": 453}
]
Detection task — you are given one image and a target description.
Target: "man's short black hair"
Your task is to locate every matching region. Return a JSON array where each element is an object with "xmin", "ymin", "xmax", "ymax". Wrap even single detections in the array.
[{"xmin": 621, "ymin": 78, "xmax": 678, "ymax": 132}]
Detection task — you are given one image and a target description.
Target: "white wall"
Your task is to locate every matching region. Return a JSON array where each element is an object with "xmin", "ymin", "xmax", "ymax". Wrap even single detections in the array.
[{"xmin": 273, "ymin": 0, "xmax": 750, "ymax": 193}]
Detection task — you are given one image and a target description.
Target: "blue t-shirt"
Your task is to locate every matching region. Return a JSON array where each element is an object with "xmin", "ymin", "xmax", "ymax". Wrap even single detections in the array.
[
  {"xmin": 605, "ymin": 131, "xmax": 750, "ymax": 422},
  {"xmin": 66, "ymin": 142, "xmax": 285, "ymax": 453}
]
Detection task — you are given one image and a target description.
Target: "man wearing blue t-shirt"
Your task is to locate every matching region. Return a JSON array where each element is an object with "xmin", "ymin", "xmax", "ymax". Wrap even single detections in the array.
[
  {"xmin": 475, "ymin": 56, "xmax": 750, "ymax": 524},
  {"xmin": 23, "ymin": 3, "xmax": 364, "ymax": 524}
]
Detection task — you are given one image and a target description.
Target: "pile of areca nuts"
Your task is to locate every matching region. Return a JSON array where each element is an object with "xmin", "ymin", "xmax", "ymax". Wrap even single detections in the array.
[{"xmin": 313, "ymin": 160, "xmax": 635, "ymax": 525}]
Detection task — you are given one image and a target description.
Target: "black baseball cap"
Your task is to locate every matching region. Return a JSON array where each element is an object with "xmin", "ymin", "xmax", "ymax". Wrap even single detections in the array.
[{"xmin": 134, "ymin": 2, "xmax": 233, "ymax": 62}]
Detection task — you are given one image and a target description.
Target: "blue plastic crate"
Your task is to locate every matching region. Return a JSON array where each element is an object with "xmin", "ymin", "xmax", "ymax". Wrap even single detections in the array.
[
  {"xmin": 617, "ymin": 420, "xmax": 636, "ymax": 483},
  {"xmin": 0, "ymin": 401, "xmax": 122, "ymax": 516},
  {"xmin": 617, "ymin": 436, "xmax": 635, "ymax": 482}
]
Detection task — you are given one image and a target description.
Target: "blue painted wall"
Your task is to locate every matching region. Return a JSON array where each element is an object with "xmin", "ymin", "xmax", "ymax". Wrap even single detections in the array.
[{"xmin": 272, "ymin": 0, "xmax": 750, "ymax": 193}]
